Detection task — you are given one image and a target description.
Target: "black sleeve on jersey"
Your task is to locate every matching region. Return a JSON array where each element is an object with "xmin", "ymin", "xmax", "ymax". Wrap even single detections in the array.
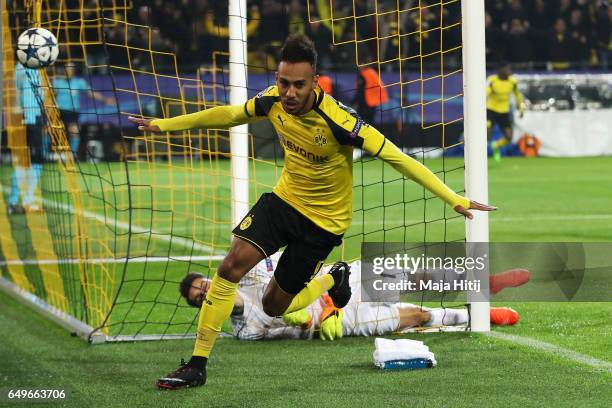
[
  {"xmin": 313, "ymin": 106, "xmax": 365, "ymax": 148},
  {"xmin": 254, "ymin": 96, "xmax": 280, "ymax": 116}
]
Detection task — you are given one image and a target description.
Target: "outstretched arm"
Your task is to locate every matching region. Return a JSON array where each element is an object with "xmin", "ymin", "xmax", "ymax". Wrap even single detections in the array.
[
  {"xmin": 128, "ymin": 104, "xmax": 253, "ymax": 132},
  {"xmin": 360, "ymin": 127, "xmax": 496, "ymax": 218}
]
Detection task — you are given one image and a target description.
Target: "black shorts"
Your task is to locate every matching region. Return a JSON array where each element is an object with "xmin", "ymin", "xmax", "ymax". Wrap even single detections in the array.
[
  {"xmin": 487, "ymin": 109, "xmax": 512, "ymax": 131},
  {"xmin": 232, "ymin": 192, "xmax": 343, "ymax": 294}
]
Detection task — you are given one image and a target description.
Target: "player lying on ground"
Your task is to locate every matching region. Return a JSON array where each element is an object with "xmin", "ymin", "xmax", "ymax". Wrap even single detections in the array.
[
  {"xmin": 179, "ymin": 257, "xmax": 530, "ymax": 341},
  {"xmin": 130, "ymin": 34, "xmax": 495, "ymax": 390}
]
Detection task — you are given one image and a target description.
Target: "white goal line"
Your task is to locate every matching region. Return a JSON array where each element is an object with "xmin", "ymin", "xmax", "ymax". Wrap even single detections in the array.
[{"xmin": 487, "ymin": 331, "xmax": 612, "ymax": 372}]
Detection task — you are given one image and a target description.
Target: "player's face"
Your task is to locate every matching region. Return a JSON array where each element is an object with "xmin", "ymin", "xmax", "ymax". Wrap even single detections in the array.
[
  {"xmin": 188, "ymin": 277, "xmax": 211, "ymax": 308},
  {"xmin": 498, "ymin": 66, "xmax": 511, "ymax": 79},
  {"xmin": 276, "ymin": 61, "xmax": 319, "ymax": 115}
]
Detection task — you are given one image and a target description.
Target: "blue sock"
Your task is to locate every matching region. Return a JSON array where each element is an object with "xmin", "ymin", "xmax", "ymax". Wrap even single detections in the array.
[
  {"xmin": 9, "ymin": 167, "xmax": 26, "ymax": 206},
  {"xmin": 23, "ymin": 164, "xmax": 42, "ymax": 206}
]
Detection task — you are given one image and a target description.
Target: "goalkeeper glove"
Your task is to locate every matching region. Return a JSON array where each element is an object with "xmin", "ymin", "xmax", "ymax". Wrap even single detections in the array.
[
  {"xmin": 283, "ymin": 309, "xmax": 312, "ymax": 330},
  {"xmin": 319, "ymin": 295, "xmax": 344, "ymax": 341}
]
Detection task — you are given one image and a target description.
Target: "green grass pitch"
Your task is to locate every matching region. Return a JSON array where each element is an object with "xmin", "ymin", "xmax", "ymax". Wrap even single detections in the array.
[{"xmin": 1, "ymin": 156, "xmax": 611, "ymax": 407}]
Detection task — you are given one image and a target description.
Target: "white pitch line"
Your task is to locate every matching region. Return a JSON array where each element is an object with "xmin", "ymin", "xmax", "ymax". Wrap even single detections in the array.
[
  {"xmin": 0, "ymin": 255, "xmax": 224, "ymax": 266},
  {"xmin": 357, "ymin": 213, "xmax": 612, "ymax": 225},
  {"xmin": 490, "ymin": 214, "xmax": 612, "ymax": 222},
  {"xmin": 486, "ymin": 331, "xmax": 612, "ymax": 372},
  {"xmin": 0, "ymin": 185, "xmax": 223, "ymax": 255},
  {"xmin": 47, "ymin": 199, "xmax": 222, "ymax": 255}
]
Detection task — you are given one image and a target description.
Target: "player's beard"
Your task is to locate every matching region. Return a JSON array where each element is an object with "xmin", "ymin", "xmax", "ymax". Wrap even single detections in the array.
[{"xmin": 281, "ymin": 98, "xmax": 302, "ymax": 114}]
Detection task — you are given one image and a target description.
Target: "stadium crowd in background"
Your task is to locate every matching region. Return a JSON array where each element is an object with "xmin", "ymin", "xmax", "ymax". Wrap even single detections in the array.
[
  {"xmin": 9, "ymin": 1, "xmax": 608, "ymax": 162},
  {"xmin": 113, "ymin": 0, "xmax": 611, "ymax": 72},
  {"xmin": 486, "ymin": 0, "xmax": 611, "ymax": 70},
  {"xmin": 22, "ymin": 0, "xmax": 605, "ymax": 162}
]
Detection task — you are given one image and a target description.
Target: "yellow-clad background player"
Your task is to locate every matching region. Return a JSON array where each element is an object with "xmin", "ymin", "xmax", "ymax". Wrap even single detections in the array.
[
  {"xmin": 129, "ymin": 34, "xmax": 496, "ymax": 390},
  {"xmin": 487, "ymin": 63, "xmax": 524, "ymax": 161}
]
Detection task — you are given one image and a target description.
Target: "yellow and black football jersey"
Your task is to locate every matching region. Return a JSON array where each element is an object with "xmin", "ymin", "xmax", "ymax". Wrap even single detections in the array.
[
  {"xmin": 244, "ymin": 85, "xmax": 389, "ymax": 235},
  {"xmin": 152, "ymin": 85, "xmax": 469, "ymax": 236},
  {"xmin": 486, "ymin": 75, "xmax": 524, "ymax": 114}
]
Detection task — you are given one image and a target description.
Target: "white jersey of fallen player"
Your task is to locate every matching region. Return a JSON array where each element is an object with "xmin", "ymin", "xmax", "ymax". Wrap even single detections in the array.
[
  {"xmin": 230, "ymin": 255, "xmax": 402, "ymax": 340},
  {"xmin": 230, "ymin": 254, "xmax": 312, "ymax": 340}
]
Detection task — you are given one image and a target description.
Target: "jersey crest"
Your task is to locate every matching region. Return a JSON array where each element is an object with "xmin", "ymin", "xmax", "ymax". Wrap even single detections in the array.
[{"xmin": 314, "ymin": 128, "xmax": 327, "ymax": 147}]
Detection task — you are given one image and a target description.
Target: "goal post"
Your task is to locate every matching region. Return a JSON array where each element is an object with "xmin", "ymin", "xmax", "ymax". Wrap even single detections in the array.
[
  {"xmin": 461, "ymin": 0, "xmax": 490, "ymax": 332},
  {"xmin": 229, "ymin": 0, "xmax": 249, "ymax": 227}
]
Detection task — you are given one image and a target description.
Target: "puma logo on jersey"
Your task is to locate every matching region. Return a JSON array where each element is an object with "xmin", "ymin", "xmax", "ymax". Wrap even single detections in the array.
[
  {"xmin": 277, "ymin": 114, "xmax": 286, "ymax": 126},
  {"xmin": 341, "ymin": 118, "xmax": 350, "ymax": 126}
]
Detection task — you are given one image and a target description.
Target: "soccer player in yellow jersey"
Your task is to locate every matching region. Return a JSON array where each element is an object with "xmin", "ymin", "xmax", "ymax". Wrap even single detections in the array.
[
  {"xmin": 486, "ymin": 63, "xmax": 524, "ymax": 161},
  {"xmin": 129, "ymin": 34, "xmax": 495, "ymax": 390}
]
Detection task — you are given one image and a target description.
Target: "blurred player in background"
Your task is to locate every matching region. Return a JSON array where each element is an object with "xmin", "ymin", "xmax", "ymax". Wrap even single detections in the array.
[
  {"xmin": 487, "ymin": 62, "xmax": 524, "ymax": 162},
  {"xmin": 131, "ymin": 34, "xmax": 495, "ymax": 390},
  {"xmin": 180, "ymin": 257, "xmax": 528, "ymax": 341},
  {"xmin": 8, "ymin": 63, "xmax": 45, "ymax": 214},
  {"xmin": 53, "ymin": 62, "xmax": 113, "ymax": 156}
]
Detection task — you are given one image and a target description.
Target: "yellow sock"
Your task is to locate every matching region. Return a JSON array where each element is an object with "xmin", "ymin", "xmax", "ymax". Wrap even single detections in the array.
[
  {"xmin": 284, "ymin": 274, "xmax": 334, "ymax": 314},
  {"xmin": 193, "ymin": 273, "xmax": 238, "ymax": 358}
]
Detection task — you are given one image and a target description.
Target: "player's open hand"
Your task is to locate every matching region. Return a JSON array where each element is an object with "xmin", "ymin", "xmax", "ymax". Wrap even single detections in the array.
[
  {"xmin": 128, "ymin": 116, "xmax": 161, "ymax": 132},
  {"xmin": 320, "ymin": 308, "xmax": 343, "ymax": 341},
  {"xmin": 454, "ymin": 200, "xmax": 497, "ymax": 220}
]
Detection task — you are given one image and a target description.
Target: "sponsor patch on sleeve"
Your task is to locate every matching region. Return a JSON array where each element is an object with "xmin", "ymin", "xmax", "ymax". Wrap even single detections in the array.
[{"xmin": 350, "ymin": 119, "xmax": 364, "ymax": 138}]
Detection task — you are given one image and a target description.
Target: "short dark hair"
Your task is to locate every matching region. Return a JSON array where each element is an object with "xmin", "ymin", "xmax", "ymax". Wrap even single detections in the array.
[
  {"xmin": 279, "ymin": 34, "xmax": 317, "ymax": 69},
  {"xmin": 179, "ymin": 272, "xmax": 204, "ymax": 307}
]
